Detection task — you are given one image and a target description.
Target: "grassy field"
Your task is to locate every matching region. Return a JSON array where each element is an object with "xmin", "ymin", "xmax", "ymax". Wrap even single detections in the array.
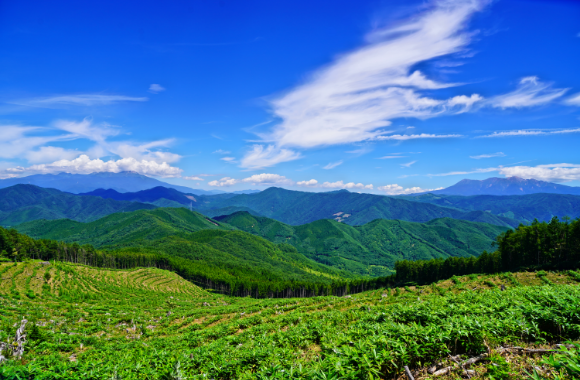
[{"xmin": 1, "ymin": 260, "xmax": 580, "ymax": 379}]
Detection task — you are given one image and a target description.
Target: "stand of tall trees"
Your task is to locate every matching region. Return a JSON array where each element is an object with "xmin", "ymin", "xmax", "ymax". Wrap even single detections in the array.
[{"xmin": 392, "ymin": 216, "xmax": 580, "ymax": 285}]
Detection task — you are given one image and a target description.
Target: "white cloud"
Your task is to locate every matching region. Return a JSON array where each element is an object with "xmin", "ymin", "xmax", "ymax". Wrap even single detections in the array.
[
  {"xmin": 377, "ymin": 155, "xmax": 407, "ymax": 159},
  {"xmin": 470, "ymin": 152, "xmax": 506, "ymax": 159},
  {"xmin": 478, "ymin": 128, "xmax": 580, "ymax": 138},
  {"xmin": 401, "ymin": 160, "xmax": 417, "ymax": 168},
  {"xmin": 25, "ymin": 146, "xmax": 80, "ymax": 164},
  {"xmin": 241, "ymin": 0, "xmax": 489, "ymax": 168},
  {"xmin": 296, "ymin": 179, "xmax": 318, "ymax": 187},
  {"xmin": 213, "ymin": 149, "xmax": 231, "ymax": 154},
  {"xmin": 429, "ymin": 167, "xmax": 498, "ymax": 176},
  {"xmin": 320, "ymin": 181, "xmax": 373, "ymax": 190},
  {"xmin": 54, "ymin": 119, "xmax": 119, "ymax": 144},
  {"xmin": 11, "ymin": 94, "xmax": 148, "ymax": 108},
  {"xmin": 323, "ymin": 160, "xmax": 343, "ymax": 170},
  {"xmin": 489, "ymin": 76, "xmax": 568, "ymax": 109},
  {"xmin": 7, "ymin": 155, "xmax": 182, "ymax": 178},
  {"xmin": 149, "ymin": 84, "xmax": 166, "ymax": 93},
  {"xmin": 209, "ymin": 173, "xmax": 294, "ymax": 187},
  {"xmin": 375, "ymin": 133, "xmax": 462, "ymax": 141},
  {"xmin": 565, "ymin": 93, "xmax": 580, "ymax": 106},
  {"xmin": 221, "ymin": 157, "xmax": 236, "ymax": 162},
  {"xmin": 240, "ymin": 144, "xmax": 302, "ymax": 169},
  {"xmin": 183, "ymin": 176, "xmax": 205, "ymax": 181},
  {"xmin": 0, "ymin": 125, "xmax": 75, "ymax": 159},
  {"xmin": 498, "ymin": 164, "xmax": 580, "ymax": 183},
  {"xmin": 378, "ymin": 184, "xmax": 443, "ymax": 195},
  {"xmin": 447, "ymin": 94, "xmax": 483, "ymax": 112}
]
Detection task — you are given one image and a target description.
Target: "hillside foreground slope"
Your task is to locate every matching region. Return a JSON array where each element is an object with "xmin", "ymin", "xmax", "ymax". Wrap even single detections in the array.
[{"xmin": 0, "ymin": 260, "xmax": 579, "ymax": 379}]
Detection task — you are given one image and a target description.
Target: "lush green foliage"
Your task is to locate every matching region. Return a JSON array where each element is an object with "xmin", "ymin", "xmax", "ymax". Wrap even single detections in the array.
[
  {"xmin": 0, "ymin": 261, "xmax": 579, "ymax": 379},
  {"xmin": 7, "ymin": 210, "xmax": 366, "ymax": 297},
  {"xmin": 215, "ymin": 212, "xmax": 508, "ymax": 277},
  {"xmin": 0, "ymin": 184, "xmax": 155, "ymax": 227},
  {"xmin": 196, "ymin": 187, "xmax": 521, "ymax": 227},
  {"xmin": 394, "ymin": 216, "xmax": 580, "ymax": 285}
]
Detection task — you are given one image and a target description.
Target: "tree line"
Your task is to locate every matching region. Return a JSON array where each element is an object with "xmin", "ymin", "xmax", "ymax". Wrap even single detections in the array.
[{"xmin": 391, "ymin": 216, "xmax": 580, "ymax": 285}]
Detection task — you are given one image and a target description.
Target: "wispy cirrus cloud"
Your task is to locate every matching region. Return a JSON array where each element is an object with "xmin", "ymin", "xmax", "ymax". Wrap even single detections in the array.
[
  {"xmin": 10, "ymin": 94, "xmax": 148, "ymax": 108},
  {"xmin": 183, "ymin": 176, "xmax": 205, "ymax": 181},
  {"xmin": 375, "ymin": 133, "xmax": 462, "ymax": 141},
  {"xmin": 488, "ymin": 76, "xmax": 568, "ymax": 109},
  {"xmin": 477, "ymin": 128, "xmax": 580, "ymax": 138},
  {"xmin": 401, "ymin": 160, "xmax": 417, "ymax": 168},
  {"xmin": 241, "ymin": 0, "xmax": 490, "ymax": 169},
  {"xmin": 209, "ymin": 173, "xmax": 294, "ymax": 187},
  {"xmin": 470, "ymin": 152, "xmax": 506, "ymax": 159},
  {"xmin": 149, "ymin": 84, "xmax": 166, "ymax": 93},
  {"xmin": 565, "ymin": 93, "xmax": 580, "ymax": 106},
  {"xmin": 429, "ymin": 167, "xmax": 498, "ymax": 177},
  {"xmin": 323, "ymin": 160, "xmax": 343, "ymax": 170}
]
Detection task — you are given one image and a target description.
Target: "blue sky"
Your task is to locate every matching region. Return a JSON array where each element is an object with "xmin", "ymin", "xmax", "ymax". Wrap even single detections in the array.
[{"xmin": 1, "ymin": 0, "xmax": 579, "ymax": 194}]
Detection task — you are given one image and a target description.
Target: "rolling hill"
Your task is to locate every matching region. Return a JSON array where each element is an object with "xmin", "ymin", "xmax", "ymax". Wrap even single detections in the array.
[
  {"xmin": 14, "ymin": 208, "xmax": 354, "ymax": 285},
  {"xmin": 214, "ymin": 211, "xmax": 509, "ymax": 276},
  {"xmin": 195, "ymin": 187, "xmax": 521, "ymax": 228},
  {"xmin": 429, "ymin": 176, "xmax": 580, "ymax": 196},
  {"xmin": 0, "ymin": 184, "xmax": 156, "ymax": 226}
]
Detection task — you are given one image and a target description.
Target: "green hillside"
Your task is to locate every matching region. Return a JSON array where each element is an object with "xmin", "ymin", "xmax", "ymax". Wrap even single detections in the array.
[
  {"xmin": 402, "ymin": 193, "xmax": 580, "ymax": 223},
  {"xmin": 1, "ymin": 260, "xmax": 579, "ymax": 379},
  {"xmin": 195, "ymin": 187, "xmax": 520, "ymax": 228},
  {"xmin": 12, "ymin": 208, "xmax": 354, "ymax": 289},
  {"xmin": 0, "ymin": 184, "xmax": 156, "ymax": 227},
  {"xmin": 215, "ymin": 211, "xmax": 509, "ymax": 276}
]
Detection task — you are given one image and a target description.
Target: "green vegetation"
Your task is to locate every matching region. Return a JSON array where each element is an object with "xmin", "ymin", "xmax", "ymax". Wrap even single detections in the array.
[
  {"xmin": 0, "ymin": 184, "xmax": 155, "ymax": 227},
  {"xmin": 1, "ymin": 261, "xmax": 579, "ymax": 379},
  {"xmin": 215, "ymin": 211, "xmax": 508, "ymax": 276},
  {"xmin": 394, "ymin": 216, "xmax": 580, "ymax": 285},
  {"xmin": 402, "ymin": 192, "xmax": 580, "ymax": 224},
  {"xmin": 196, "ymin": 187, "xmax": 521, "ymax": 228},
  {"xmin": 6, "ymin": 210, "xmax": 363, "ymax": 297}
]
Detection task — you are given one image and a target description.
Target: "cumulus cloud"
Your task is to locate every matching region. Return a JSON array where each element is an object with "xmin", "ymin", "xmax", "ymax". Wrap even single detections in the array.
[
  {"xmin": 498, "ymin": 164, "xmax": 580, "ymax": 183},
  {"xmin": 296, "ymin": 179, "xmax": 318, "ymax": 187},
  {"xmin": 149, "ymin": 84, "xmax": 166, "ymax": 93},
  {"xmin": 489, "ymin": 76, "xmax": 568, "ymax": 109},
  {"xmin": 209, "ymin": 173, "xmax": 294, "ymax": 187},
  {"xmin": 323, "ymin": 160, "xmax": 343, "ymax": 170},
  {"xmin": 470, "ymin": 152, "xmax": 505, "ymax": 159},
  {"xmin": 241, "ymin": 0, "xmax": 489, "ymax": 169},
  {"xmin": 320, "ymin": 181, "xmax": 373, "ymax": 190},
  {"xmin": 377, "ymin": 184, "xmax": 443, "ymax": 195},
  {"xmin": 11, "ymin": 94, "xmax": 148, "ymax": 108},
  {"xmin": 7, "ymin": 155, "xmax": 182, "ymax": 177},
  {"xmin": 477, "ymin": 128, "xmax": 580, "ymax": 138}
]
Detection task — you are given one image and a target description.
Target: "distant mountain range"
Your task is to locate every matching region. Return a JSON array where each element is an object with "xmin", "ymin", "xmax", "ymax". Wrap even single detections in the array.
[
  {"xmin": 0, "ymin": 184, "xmax": 155, "ymax": 226},
  {"xmin": 430, "ymin": 176, "xmax": 580, "ymax": 196},
  {"xmin": 194, "ymin": 187, "xmax": 522, "ymax": 228},
  {"xmin": 0, "ymin": 171, "xmax": 225, "ymax": 195}
]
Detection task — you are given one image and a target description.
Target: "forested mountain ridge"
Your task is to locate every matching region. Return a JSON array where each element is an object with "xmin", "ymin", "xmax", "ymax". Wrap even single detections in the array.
[
  {"xmin": 401, "ymin": 192, "xmax": 580, "ymax": 223},
  {"xmin": 215, "ymin": 211, "xmax": 509, "ymax": 276},
  {"xmin": 196, "ymin": 187, "xmax": 521, "ymax": 228},
  {"xmin": 0, "ymin": 184, "xmax": 156, "ymax": 227}
]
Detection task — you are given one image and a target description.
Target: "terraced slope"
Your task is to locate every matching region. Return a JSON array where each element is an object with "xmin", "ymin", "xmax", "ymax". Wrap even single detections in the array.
[
  {"xmin": 1, "ymin": 260, "xmax": 579, "ymax": 379},
  {"xmin": 214, "ymin": 211, "xmax": 509, "ymax": 276}
]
